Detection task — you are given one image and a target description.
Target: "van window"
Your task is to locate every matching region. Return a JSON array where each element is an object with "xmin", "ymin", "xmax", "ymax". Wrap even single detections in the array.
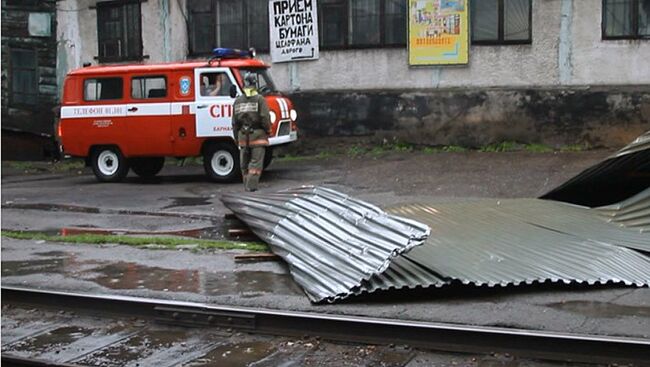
[
  {"xmin": 199, "ymin": 72, "xmax": 232, "ymax": 97},
  {"xmin": 131, "ymin": 76, "xmax": 167, "ymax": 99},
  {"xmin": 84, "ymin": 78, "xmax": 123, "ymax": 101}
]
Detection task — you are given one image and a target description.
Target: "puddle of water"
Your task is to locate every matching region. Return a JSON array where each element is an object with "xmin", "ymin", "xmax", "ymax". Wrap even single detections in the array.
[
  {"xmin": 3, "ymin": 256, "xmax": 301, "ymax": 297},
  {"xmin": 34, "ymin": 251, "xmax": 69, "ymax": 257},
  {"xmin": 546, "ymin": 300, "xmax": 650, "ymax": 318},
  {"xmin": 76, "ymin": 328, "xmax": 193, "ymax": 366},
  {"xmin": 1, "ymin": 203, "xmax": 100, "ymax": 214},
  {"xmin": 2, "ymin": 259, "xmax": 67, "ymax": 277},
  {"xmin": 183, "ymin": 341, "xmax": 275, "ymax": 367},
  {"xmin": 162, "ymin": 197, "xmax": 211, "ymax": 210},
  {"xmin": 4, "ymin": 326, "xmax": 92, "ymax": 357},
  {"xmin": 203, "ymin": 270, "xmax": 303, "ymax": 297},
  {"xmin": 90, "ymin": 262, "xmax": 302, "ymax": 296}
]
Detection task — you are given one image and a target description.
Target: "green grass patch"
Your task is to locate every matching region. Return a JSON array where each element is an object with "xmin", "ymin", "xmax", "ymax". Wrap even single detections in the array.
[
  {"xmin": 479, "ymin": 141, "xmax": 521, "ymax": 152},
  {"xmin": 51, "ymin": 160, "xmax": 86, "ymax": 172},
  {"xmin": 172, "ymin": 157, "xmax": 203, "ymax": 166},
  {"xmin": 347, "ymin": 145, "xmax": 368, "ymax": 157},
  {"xmin": 423, "ymin": 145, "xmax": 467, "ymax": 154},
  {"xmin": 7, "ymin": 162, "xmax": 37, "ymax": 171},
  {"xmin": 276, "ymin": 151, "xmax": 335, "ymax": 162},
  {"xmin": 560, "ymin": 143, "xmax": 591, "ymax": 152},
  {"xmin": 1, "ymin": 230, "xmax": 268, "ymax": 252},
  {"xmin": 524, "ymin": 143, "xmax": 554, "ymax": 153}
]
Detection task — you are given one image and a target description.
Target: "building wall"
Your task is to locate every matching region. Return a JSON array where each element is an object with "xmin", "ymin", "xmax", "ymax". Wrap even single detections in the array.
[
  {"xmin": 1, "ymin": 0, "xmax": 58, "ymax": 134},
  {"xmin": 569, "ymin": 0, "xmax": 650, "ymax": 86},
  {"xmin": 58, "ymin": 0, "xmax": 650, "ymax": 89},
  {"xmin": 266, "ymin": 0, "xmax": 650, "ymax": 91},
  {"xmin": 53, "ymin": 0, "xmax": 650, "ymax": 150},
  {"xmin": 57, "ymin": 0, "xmax": 189, "ymax": 72}
]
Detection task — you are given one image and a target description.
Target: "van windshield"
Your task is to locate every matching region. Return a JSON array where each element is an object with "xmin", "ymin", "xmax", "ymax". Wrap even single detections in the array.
[{"xmin": 238, "ymin": 68, "xmax": 277, "ymax": 95}]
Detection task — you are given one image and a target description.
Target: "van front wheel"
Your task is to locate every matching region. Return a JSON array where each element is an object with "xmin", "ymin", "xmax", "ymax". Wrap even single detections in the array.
[
  {"xmin": 203, "ymin": 143, "xmax": 240, "ymax": 183},
  {"xmin": 91, "ymin": 147, "xmax": 129, "ymax": 182}
]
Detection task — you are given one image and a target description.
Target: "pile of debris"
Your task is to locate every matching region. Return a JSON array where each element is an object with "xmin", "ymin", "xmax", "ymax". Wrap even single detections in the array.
[{"xmin": 223, "ymin": 132, "xmax": 650, "ymax": 303}]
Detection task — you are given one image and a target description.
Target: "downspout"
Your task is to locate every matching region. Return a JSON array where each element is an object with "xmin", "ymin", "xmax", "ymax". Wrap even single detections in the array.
[
  {"xmin": 161, "ymin": 0, "xmax": 172, "ymax": 61},
  {"xmin": 559, "ymin": 0, "xmax": 574, "ymax": 85}
]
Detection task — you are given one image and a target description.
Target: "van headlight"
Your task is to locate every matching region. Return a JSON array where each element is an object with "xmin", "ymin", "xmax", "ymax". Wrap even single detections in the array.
[
  {"xmin": 290, "ymin": 109, "xmax": 297, "ymax": 121},
  {"xmin": 269, "ymin": 111, "xmax": 277, "ymax": 123}
]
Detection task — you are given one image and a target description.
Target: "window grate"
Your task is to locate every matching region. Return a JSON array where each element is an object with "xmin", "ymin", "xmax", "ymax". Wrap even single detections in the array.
[
  {"xmin": 187, "ymin": 0, "xmax": 406, "ymax": 55},
  {"xmin": 10, "ymin": 49, "xmax": 38, "ymax": 106},
  {"xmin": 471, "ymin": 0, "xmax": 532, "ymax": 45},
  {"xmin": 97, "ymin": 0, "xmax": 143, "ymax": 62},
  {"xmin": 603, "ymin": 0, "xmax": 650, "ymax": 39}
]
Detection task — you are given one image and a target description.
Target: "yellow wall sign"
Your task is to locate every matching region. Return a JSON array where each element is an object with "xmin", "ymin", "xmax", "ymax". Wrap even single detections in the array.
[{"xmin": 408, "ymin": 0, "xmax": 469, "ymax": 66}]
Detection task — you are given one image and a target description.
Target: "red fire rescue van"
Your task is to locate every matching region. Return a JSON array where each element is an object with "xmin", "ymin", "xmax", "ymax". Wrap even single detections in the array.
[{"xmin": 58, "ymin": 48, "xmax": 298, "ymax": 182}]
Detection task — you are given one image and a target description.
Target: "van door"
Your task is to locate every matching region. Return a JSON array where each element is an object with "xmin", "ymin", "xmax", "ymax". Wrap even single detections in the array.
[
  {"xmin": 193, "ymin": 67, "xmax": 239, "ymax": 138},
  {"xmin": 125, "ymin": 75, "xmax": 173, "ymax": 156}
]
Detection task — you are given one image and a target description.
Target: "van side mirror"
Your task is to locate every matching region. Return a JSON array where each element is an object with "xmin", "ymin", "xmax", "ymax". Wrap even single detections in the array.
[{"xmin": 229, "ymin": 85, "xmax": 237, "ymax": 99}]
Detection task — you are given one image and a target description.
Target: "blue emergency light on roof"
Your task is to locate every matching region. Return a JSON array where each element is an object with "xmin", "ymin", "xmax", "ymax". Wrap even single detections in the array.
[{"xmin": 212, "ymin": 47, "xmax": 256, "ymax": 59}]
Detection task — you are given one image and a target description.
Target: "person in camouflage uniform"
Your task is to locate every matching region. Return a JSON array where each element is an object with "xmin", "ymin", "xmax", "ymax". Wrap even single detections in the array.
[{"xmin": 232, "ymin": 74, "xmax": 271, "ymax": 191}]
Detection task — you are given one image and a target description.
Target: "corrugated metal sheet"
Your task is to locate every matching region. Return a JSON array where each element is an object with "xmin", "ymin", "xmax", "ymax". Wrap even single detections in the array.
[
  {"xmin": 541, "ymin": 131, "xmax": 650, "ymax": 207},
  {"xmin": 224, "ymin": 187, "xmax": 650, "ymax": 303},
  {"xmin": 596, "ymin": 188, "xmax": 650, "ymax": 233},
  {"xmin": 388, "ymin": 198, "xmax": 650, "ymax": 290},
  {"xmin": 223, "ymin": 132, "xmax": 650, "ymax": 303},
  {"xmin": 221, "ymin": 186, "xmax": 431, "ymax": 303}
]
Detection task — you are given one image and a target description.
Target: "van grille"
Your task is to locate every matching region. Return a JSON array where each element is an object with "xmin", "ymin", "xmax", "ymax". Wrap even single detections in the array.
[{"xmin": 277, "ymin": 120, "xmax": 291, "ymax": 136}]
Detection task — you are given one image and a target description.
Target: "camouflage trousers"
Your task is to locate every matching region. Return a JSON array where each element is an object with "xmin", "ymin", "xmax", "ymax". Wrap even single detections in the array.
[{"xmin": 240, "ymin": 145, "xmax": 266, "ymax": 192}]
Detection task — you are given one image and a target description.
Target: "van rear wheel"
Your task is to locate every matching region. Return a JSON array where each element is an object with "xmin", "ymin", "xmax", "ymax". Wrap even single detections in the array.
[
  {"xmin": 130, "ymin": 157, "xmax": 165, "ymax": 178},
  {"xmin": 91, "ymin": 147, "xmax": 129, "ymax": 182},
  {"xmin": 203, "ymin": 143, "xmax": 240, "ymax": 183}
]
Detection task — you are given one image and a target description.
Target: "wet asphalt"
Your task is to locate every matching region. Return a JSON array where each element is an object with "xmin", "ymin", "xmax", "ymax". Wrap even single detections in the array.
[{"xmin": 2, "ymin": 151, "xmax": 650, "ymax": 341}]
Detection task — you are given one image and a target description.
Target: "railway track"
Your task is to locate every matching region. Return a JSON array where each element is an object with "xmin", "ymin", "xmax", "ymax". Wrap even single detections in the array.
[{"xmin": 2, "ymin": 286, "xmax": 649, "ymax": 366}]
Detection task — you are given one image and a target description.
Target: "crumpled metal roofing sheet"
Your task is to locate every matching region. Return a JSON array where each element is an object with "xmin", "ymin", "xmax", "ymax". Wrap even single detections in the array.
[
  {"xmin": 596, "ymin": 188, "xmax": 650, "ymax": 233},
  {"xmin": 223, "ymin": 133, "xmax": 650, "ymax": 303},
  {"xmin": 221, "ymin": 186, "xmax": 431, "ymax": 303},
  {"xmin": 224, "ymin": 187, "xmax": 650, "ymax": 303},
  {"xmin": 541, "ymin": 130, "xmax": 650, "ymax": 207},
  {"xmin": 388, "ymin": 197, "xmax": 650, "ymax": 289}
]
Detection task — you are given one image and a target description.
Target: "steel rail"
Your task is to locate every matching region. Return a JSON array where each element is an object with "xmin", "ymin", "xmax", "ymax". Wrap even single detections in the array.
[{"xmin": 3, "ymin": 286, "xmax": 649, "ymax": 365}]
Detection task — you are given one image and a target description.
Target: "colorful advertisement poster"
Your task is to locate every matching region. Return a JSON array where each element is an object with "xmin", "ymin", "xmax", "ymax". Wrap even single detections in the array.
[
  {"xmin": 269, "ymin": 0, "xmax": 319, "ymax": 63},
  {"xmin": 408, "ymin": 0, "xmax": 469, "ymax": 66}
]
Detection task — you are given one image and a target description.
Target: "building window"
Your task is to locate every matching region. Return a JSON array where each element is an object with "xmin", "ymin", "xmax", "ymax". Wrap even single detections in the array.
[
  {"xmin": 131, "ymin": 76, "xmax": 167, "ymax": 99},
  {"xmin": 188, "ymin": 0, "xmax": 405, "ymax": 53},
  {"xmin": 84, "ymin": 78, "xmax": 123, "ymax": 101},
  {"xmin": 471, "ymin": 0, "xmax": 532, "ymax": 45},
  {"xmin": 385, "ymin": 0, "xmax": 407, "ymax": 45},
  {"xmin": 188, "ymin": 0, "xmax": 269, "ymax": 55},
  {"xmin": 319, "ymin": 0, "xmax": 407, "ymax": 48},
  {"xmin": 603, "ymin": 0, "xmax": 650, "ymax": 39},
  {"xmin": 10, "ymin": 49, "xmax": 38, "ymax": 106},
  {"xmin": 320, "ymin": 0, "xmax": 347, "ymax": 47},
  {"xmin": 97, "ymin": 1, "xmax": 143, "ymax": 62}
]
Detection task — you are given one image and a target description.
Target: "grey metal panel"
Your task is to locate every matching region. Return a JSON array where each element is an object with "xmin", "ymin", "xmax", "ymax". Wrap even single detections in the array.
[
  {"xmin": 389, "ymin": 199, "xmax": 650, "ymax": 289},
  {"xmin": 222, "ymin": 186, "xmax": 431, "ymax": 303},
  {"xmin": 224, "ymin": 187, "xmax": 650, "ymax": 303},
  {"xmin": 596, "ymin": 188, "xmax": 650, "ymax": 233}
]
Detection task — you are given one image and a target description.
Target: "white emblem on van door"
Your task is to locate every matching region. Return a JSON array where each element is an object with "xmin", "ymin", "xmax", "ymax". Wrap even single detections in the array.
[{"xmin": 180, "ymin": 76, "xmax": 191, "ymax": 96}]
